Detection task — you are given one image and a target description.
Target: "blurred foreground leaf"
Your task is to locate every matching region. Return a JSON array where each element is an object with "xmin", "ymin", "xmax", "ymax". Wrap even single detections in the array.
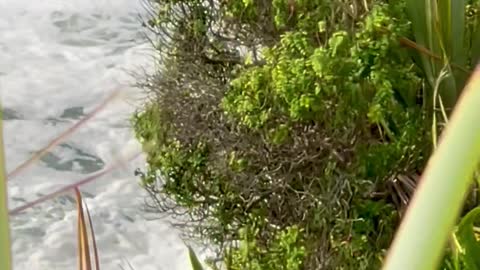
[
  {"xmin": 0, "ymin": 106, "xmax": 12, "ymax": 270},
  {"xmin": 383, "ymin": 65, "xmax": 480, "ymax": 269}
]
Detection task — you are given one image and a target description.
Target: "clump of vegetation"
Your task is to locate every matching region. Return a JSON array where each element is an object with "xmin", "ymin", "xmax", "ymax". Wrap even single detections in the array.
[{"xmin": 133, "ymin": 0, "xmax": 480, "ymax": 269}]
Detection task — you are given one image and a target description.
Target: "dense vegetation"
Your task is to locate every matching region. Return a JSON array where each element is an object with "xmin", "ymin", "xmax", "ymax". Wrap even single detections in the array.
[{"xmin": 132, "ymin": 0, "xmax": 480, "ymax": 269}]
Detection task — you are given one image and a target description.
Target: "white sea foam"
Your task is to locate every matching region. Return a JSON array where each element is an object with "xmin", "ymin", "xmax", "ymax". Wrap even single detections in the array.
[{"xmin": 0, "ymin": 0, "xmax": 201, "ymax": 269}]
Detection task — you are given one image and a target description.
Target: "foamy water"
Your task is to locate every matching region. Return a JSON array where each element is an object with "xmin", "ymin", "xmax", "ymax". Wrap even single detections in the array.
[{"xmin": 0, "ymin": 0, "xmax": 195, "ymax": 269}]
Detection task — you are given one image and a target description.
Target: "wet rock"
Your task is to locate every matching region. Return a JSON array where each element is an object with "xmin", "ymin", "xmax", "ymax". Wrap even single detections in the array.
[
  {"xmin": 40, "ymin": 143, "xmax": 105, "ymax": 174},
  {"xmin": 60, "ymin": 106, "xmax": 84, "ymax": 119},
  {"xmin": 2, "ymin": 108, "xmax": 22, "ymax": 120}
]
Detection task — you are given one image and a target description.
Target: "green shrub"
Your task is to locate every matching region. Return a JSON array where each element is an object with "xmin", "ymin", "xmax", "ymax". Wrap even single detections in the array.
[{"xmin": 133, "ymin": 1, "xmax": 433, "ymax": 269}]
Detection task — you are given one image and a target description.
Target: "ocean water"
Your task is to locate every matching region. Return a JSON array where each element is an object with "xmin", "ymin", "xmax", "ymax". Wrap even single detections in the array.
[{"xmin": 0, "ymin": 0, "xmax": 193, "ymax": 269}]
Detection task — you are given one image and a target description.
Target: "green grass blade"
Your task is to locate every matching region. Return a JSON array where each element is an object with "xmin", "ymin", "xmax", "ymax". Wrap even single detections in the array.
[
  {"xmin": 0, "ymin": 107, "xmax": 12, "ymax": 270},
  {"xmin": 406, "ymin": 0, "xmax": 437, "ymax": 87},
  {"xmin": 438, "ymin": 0, "xmax": 467, "ymax": 93},
  {"xmin": 187, "ymin": 246, "xmax": 204, "ymax": 270},
  {"xmin": 383, "ymin": 65, "xmax": 480, "ymax": 270}
]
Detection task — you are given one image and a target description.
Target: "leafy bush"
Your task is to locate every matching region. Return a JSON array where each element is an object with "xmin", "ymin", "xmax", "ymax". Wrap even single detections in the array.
[{"xmin": 133, "ymin": 0, "xmax": 437, "ymax": 269}]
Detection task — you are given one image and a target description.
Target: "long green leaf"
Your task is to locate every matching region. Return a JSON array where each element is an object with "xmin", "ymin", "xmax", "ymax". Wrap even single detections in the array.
[
  {"xmin": 383, "ymin": 65, "xmax": 480, "ymax": 270},
  {"xmin": 0, "ymin": 106, "xmax": 12, "ymax": 270},
  {"xmin": 406, "ymin": 0, "xmax": 437, "ymax": 87},
  {"xmin": 405, "ymin": 0, "xmax": 465, "ymax": 110},
  {"xmin": 438, "ymin": 0, "xmax": 467, "ymax": 94},
  {"xmin": 437, "ymin": 0, "xmax": 466, "ymax": 63}
]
